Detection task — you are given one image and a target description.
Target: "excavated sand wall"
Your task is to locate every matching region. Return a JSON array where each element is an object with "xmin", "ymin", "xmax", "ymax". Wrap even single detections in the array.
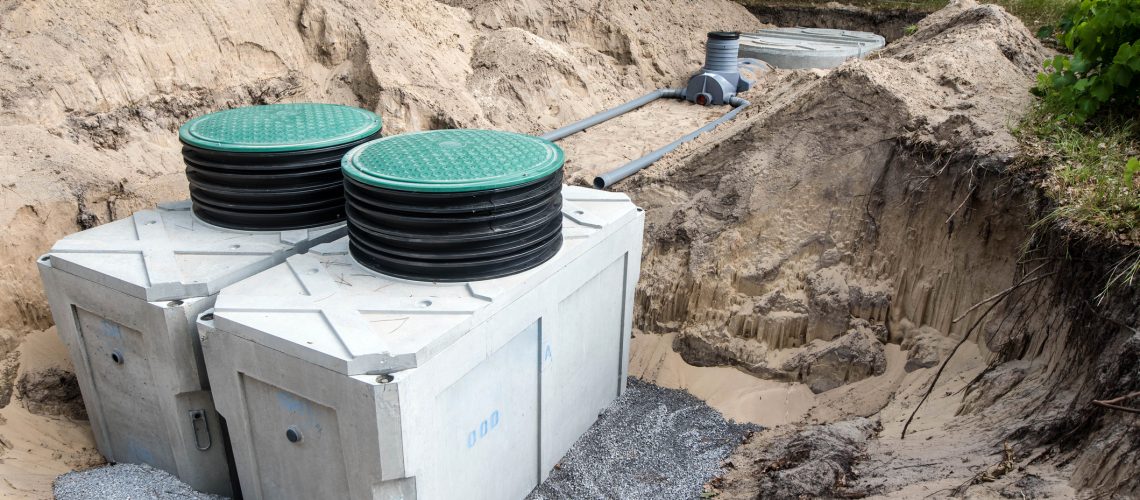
[
  {"xmin": 629, "ymin": 2, "xmax": 1047, "ymax": 365},
  {"xmin": 624, "ymin": 2, "xmax": 1138, "ymax": 493},
  {"xmin": 959, "ymin": 228, "xmax": 1140, "ymax": 495}
]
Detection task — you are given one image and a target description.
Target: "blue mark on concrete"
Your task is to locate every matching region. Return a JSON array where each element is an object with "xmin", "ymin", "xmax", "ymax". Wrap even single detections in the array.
[
  {"xmin": 276, "ymin": 390, "xmax": 320, "ymax": 428},
  {"xmin": 126, "ymin": 438, "xmax": 156, "ymax": 464},
  {"xmin": 276, "ymin": 391, "xmax": 306, "ymax": 413},
  {"xmin": 101, "ymin": 319, "xmax": 122, "ymax": 339},
  {"xmin": 466, "ymin": 410, "xmax": 502, "ymax": 449},
  {"xmin": 544, "ymin": 344, "xmax": 553, "ymax": 363}
]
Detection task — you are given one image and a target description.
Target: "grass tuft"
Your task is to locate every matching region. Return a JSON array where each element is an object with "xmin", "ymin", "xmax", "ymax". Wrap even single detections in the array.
[
  {"xmin": 1016, "ymin": 97, "xmax": 1140, "ymax": 296},
  {"xmin": 996, "ymin": 0, "xmax": 1077, "ymax": 33},
  {"xmin": 1017, "ymin": 98, "xmax": 1140, "ymax": 243}
]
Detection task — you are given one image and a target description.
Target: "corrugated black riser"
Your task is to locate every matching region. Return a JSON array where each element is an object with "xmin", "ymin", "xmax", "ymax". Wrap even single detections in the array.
[
  {"xmin": 346, "ymin": 169, "xmax": 565, "ymax": 282},
  {"xmin": 182, "ymin": 131, "xmax": 381, "ymax": 230}
]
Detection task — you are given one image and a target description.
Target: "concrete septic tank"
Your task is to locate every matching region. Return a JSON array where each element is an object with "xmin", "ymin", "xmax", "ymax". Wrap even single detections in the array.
[
  {"xmin": 739, "ymin": 28, "xmax": 886, "ymax": 69},
  {"xmin": 37, "ymin": 201, "xmax": 345, "ymax": 496},
  {"xmin": 198, "ymin": 186, "xmax": 644, "ymax": 500},
  {"xmin": 36, "ymin": 102, "xmax": 381, "ymax": 495}
]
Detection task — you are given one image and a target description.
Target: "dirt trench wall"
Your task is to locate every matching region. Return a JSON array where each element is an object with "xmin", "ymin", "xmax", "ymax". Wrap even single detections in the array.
[
  {"xmin": 957, "ymin": 228, "xmax": 1140, "ymax": 495},
  {"xmin": 625, "ymin": 1, "xmax": 1139, "ymax": 493},
  {"xmin": 627, "ymin": 0, "xmax": 1048, "ymax": 369}
]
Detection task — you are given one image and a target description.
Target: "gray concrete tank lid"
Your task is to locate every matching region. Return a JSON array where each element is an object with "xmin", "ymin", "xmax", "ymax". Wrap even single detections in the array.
[
  {"xmin": 202, "ymin": 187, "xmax": 641, "ymax": 376},
  {"xmin": 44, "ymin": 201, "xmax": 344, "ymax": 301},
  {"xmin": 738, "ymin": 28, "xmax": 886, "ymax": 69}
]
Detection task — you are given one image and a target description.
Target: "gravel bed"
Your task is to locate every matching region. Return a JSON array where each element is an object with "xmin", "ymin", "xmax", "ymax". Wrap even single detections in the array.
[
  {"xmin": 54, "ymin": 463, "xmax": 225, "ymax": 500},
  {"xmin": 53, "ymin": 379, "xmax": 754, "ymax": 500},
  {"xmin": 529, "ymin": 378, "xmax": 760, "ymax": 499}
]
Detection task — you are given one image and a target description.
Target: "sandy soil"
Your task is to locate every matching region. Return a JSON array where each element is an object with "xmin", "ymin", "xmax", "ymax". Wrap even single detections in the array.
[
  {"xmin": 0, "ymin": 329, "xmax": 101, "ymax": 498},
  {"xmin": 631, "ymin": 332, "xmax": 816, "ymax": 426},
  {"xmin": 557, "ymin": 99, "xmax": 730, "ymax": 186}
]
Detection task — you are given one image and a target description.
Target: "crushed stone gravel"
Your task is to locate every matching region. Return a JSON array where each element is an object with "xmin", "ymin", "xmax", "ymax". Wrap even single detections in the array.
[
  {"xmin": 529, "ymin": 377, "xmax": 761, "ymax": 499},
  {"xmin": 52, "ymin": 379, "xmax": 755, "ymax": 500},
  {"xmin": 53, "ymin": 463, "xmax": 225, "ymax": 500}
]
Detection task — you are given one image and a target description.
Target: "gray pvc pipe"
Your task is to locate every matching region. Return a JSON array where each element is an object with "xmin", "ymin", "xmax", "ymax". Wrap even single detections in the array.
[
  {"xmin": 539, "ymin": 89, "xmax": 684, "ymax": 142},
  {"xmin": 593, "ymin": 96, "xmax": 750, "ymax": 189}
]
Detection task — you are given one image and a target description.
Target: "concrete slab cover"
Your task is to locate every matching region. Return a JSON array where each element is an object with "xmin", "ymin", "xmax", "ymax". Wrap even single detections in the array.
[
  {"xmin": 46, "ymin": 200, "xmax": 345, "ymax": 301},
  {"xmin": 209, "ymin": 186, "xmax": 642, "ymax": 376},
  {"xmin": 739, "ymin": 27, "xmax": 886, "ymax": 69}
]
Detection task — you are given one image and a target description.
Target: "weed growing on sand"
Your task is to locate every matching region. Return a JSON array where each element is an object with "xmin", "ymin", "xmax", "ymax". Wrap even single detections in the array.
[
  {"xmin": 1016, "ymin": 97, "xmax": 1140, "ymax": 295},
  {"xmin": 1007, "ymin": 0, "xmax": 1079, "ymax": 34},
  {"xmin": 1017, "ymin": 100, "xmax": 1139, "ymax": 241}
]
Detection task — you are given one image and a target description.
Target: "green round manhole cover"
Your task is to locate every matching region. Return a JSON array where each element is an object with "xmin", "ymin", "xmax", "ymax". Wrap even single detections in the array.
[
  {"xmin": 342, "ymin": 129, "xmax": 564, "ymax": 192},
  {"xmin": 179, "ymin": 103, "xmax": 382, "ymax": 153}
]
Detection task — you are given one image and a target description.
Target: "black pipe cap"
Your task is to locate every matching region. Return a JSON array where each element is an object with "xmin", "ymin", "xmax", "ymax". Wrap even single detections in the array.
[{"xmin": 708, "ymin": 31, "xmax": 740, "ymax": 40}]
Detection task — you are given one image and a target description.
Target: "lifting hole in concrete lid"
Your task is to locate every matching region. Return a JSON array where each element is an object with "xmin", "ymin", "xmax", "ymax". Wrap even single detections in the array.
[
  {"xmin": 285, "ymin": 426, "xmax": 302, "ymax": 443},
  {"xmin": 110, "ymin": 350, "xmax": 124, "ymax": 364},
  {"xmin": 201, "ymin": 312, "xmax": 214, "ymax": 321},
  {"xmin": 304, "ymin": 268, "xmax": 319, "ymax": 275},
  {"xmin": 167, "ymin": 300, "xmax": 184, "ymax": 307},
  {"xmin": 144, "ymin": 220, "xmax": 156, "ymax": 225},
  {"xmin": 416, "ymin": 299, "xmax": 432, "ymax": 308},
  {"xmin": 38, "ymin": 254, "xmax": 50, "ymax": 262},
  {"xmin": 636, "ymin": 207, "xmax": 644, "ymax": 212},
  {"xmin": 229, "ymin": 244, "xmax": 240, "ymax": 250},
  {"xmin": 573, "ymin": 210, "xmax": 585, "ymax": 215},
  {"xmin": 375, "ymin": 374, "xmax": 394, "ymax": 384}
]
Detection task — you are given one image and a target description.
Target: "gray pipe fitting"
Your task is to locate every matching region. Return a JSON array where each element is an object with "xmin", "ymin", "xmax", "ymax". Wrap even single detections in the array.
[
  {"xmin": 685, "ymin": 32, "xmax": 746, "ymax": 106},
  {"xmin": 702, "ymin": 32, "xmax": 742, "ymax": 80}
]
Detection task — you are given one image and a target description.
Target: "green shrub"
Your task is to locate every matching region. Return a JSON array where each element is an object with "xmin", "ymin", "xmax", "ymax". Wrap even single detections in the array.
[{"xmin": 1035, "ymin": 0, "xmax": 1140, "ymax": 123}]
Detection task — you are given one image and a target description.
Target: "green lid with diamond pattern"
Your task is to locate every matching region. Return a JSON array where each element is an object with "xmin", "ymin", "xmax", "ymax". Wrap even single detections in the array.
[
  {"xmin": 179, "ymin": 103, "xmax": 382, "ymax": 153},
  {"xmin": 342, "ymin": 129, "xmax": 564, "ymax": 192}
]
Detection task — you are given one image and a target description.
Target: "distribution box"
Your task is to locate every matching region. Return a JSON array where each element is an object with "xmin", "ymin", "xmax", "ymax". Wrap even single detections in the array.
[
  {"xmin": 198, "ymin": 186, "xmax": 644, "ymax": 499},
  {"xmin": 37, "ymin": 200, "xmax": 344, "ymax": 496}
]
